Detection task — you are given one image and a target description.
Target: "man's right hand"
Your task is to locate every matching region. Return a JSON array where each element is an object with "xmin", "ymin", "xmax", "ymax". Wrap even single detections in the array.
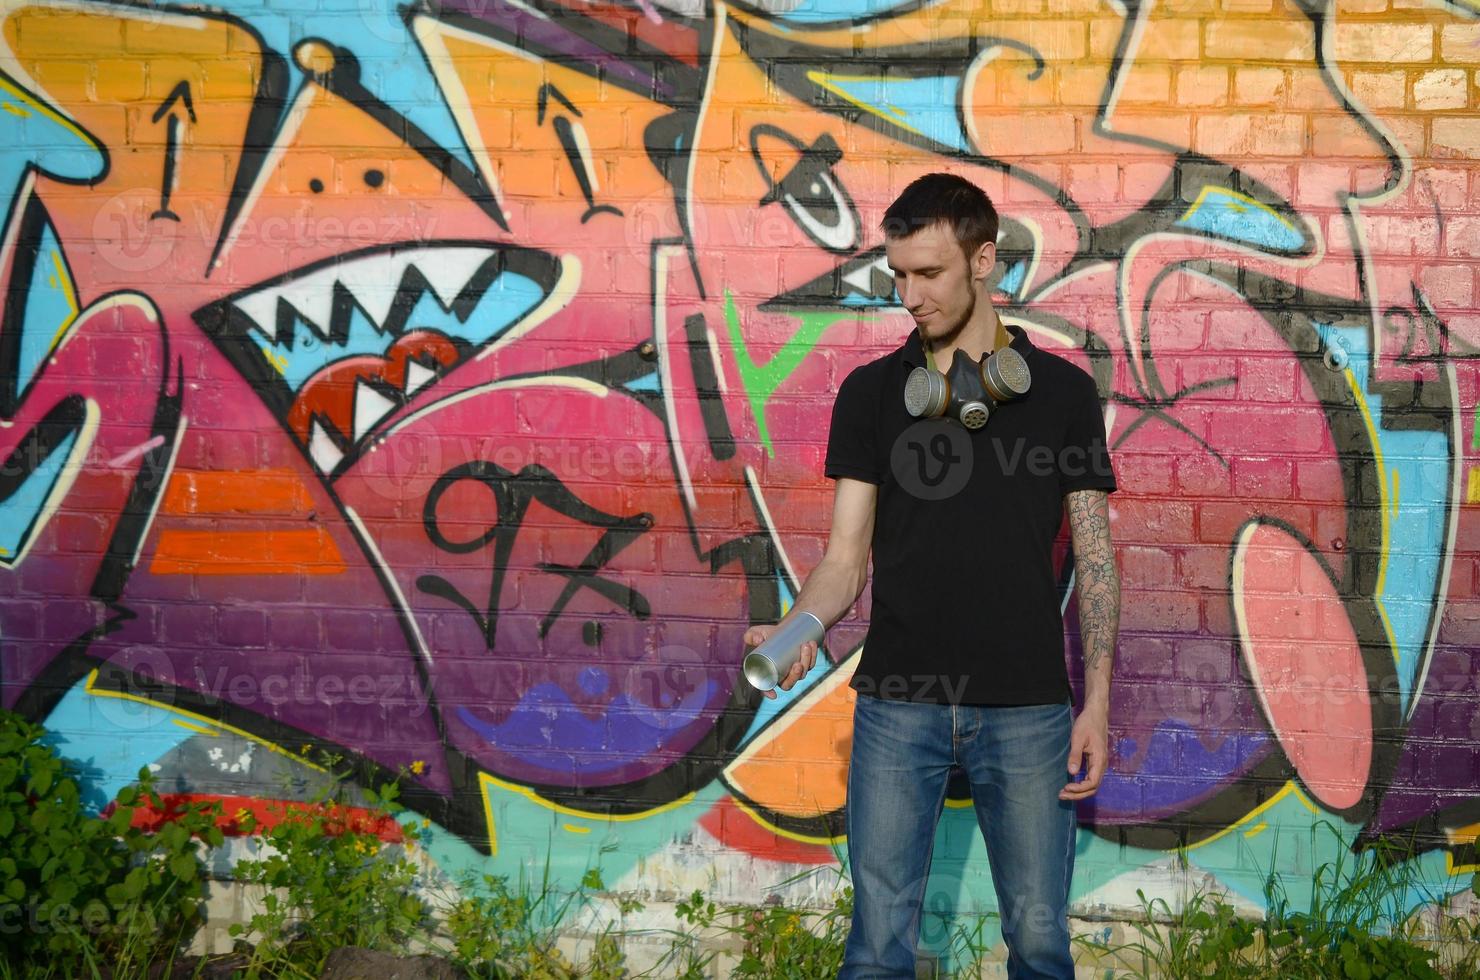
[
  {"xmin": 744, "ymin": 623, "xmax": 819, "ymax": 699},
  {"xmin": 740, "ymin": 478, "xmax": 874, "ymax": 701}
]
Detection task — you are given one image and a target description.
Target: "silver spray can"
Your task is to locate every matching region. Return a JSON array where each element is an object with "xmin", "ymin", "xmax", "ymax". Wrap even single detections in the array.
[{"xmin": 742, "ymin": 612, "xmax": 826, "ymax": 692}]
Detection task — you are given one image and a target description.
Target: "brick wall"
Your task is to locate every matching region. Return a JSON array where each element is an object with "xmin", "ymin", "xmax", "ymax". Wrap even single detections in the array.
[{"xmin": 1, "ymin": 0, "xmax": 1477, "ymax": 951}]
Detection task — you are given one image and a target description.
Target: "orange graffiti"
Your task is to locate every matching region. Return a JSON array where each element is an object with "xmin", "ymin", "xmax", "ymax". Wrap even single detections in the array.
[{"xmin": 150, "ymin": 527, "xmax": 345, "ymax": 575}]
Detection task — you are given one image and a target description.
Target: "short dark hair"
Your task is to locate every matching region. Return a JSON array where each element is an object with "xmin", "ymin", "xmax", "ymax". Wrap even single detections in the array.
[{"xmin": 881, "ymin": 173, "xmax": 999, "ymax": 260}]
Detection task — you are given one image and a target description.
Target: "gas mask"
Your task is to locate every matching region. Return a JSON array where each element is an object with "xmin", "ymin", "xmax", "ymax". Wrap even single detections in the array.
[{"xmin": 903, "ymin": 346, "xmax": 1031, "ymax": 430}]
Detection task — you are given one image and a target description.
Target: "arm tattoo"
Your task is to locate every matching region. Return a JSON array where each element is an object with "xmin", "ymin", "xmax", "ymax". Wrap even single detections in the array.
[{"xmin": 1066, "ymin": 490, "xmax": 1118, "ymax": 674}]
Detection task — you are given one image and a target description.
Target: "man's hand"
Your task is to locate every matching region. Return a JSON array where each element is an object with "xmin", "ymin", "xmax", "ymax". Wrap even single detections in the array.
[
  {"xmin": 1060, "ymin": 703, "xmax": 1109, "ymax": 801},
  {"xmin": 743, "ymin": 623, "xmax": 819, "ymax": 700},
  {"xmin": 738, "ymin": 479, "xmax": 872, "ymax": 701}
]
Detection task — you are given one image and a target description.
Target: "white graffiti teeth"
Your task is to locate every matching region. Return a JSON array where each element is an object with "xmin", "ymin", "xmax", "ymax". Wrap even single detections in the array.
[
  {"xmin": 404, "ymin": 359, "xmax": 437, "ymax": 395},
  {"xmin": 351, "ymin": 378, "xmax": 399, "ymax": 444},
  {"xmin": 308, "ymin": 418, "xmax": 347, "ymax": 475},
  {"xmin": 231, "ymin": 245, "xmax": 499, "ymax": 341}
]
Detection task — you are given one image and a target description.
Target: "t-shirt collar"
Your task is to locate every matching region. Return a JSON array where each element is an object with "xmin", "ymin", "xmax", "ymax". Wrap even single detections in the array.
[{"xmin": 901, "ymin": 321, "xmax": 1035, "ymax": 369}]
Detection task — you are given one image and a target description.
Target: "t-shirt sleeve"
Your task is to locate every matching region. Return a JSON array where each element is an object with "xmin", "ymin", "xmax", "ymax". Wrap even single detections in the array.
[
  {"xmin": 824, "ymin": 365, "xmax": 881, "ymax": 484},
  {"xmin": 1060, "ymin": 372, "xmax": 1117, "ymax": 495}
]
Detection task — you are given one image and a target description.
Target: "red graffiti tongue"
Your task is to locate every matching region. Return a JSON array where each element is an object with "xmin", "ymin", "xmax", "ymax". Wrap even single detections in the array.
[{"xmin": 287, "ymin": 331, "xmax": 462, "ymax": 470}]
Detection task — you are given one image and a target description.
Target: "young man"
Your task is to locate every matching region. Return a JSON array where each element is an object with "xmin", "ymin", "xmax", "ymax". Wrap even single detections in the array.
[{"xmin": 743, "ymin": 173, "xmax": 1118, "ymax": 979}]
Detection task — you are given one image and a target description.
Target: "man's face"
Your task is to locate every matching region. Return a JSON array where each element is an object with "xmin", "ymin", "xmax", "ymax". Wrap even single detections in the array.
[{"xmin": 885, "ymin": 221, "xmax": 994, "ymax": 347}]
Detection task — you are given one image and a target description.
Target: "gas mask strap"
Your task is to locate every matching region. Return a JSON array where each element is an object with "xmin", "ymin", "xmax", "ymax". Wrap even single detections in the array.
[
  {"xmin": 920, "ymin": 324, "xmax": 935, "ymax": 374},
  {"xmin": 992, "ymin": 314, "xmax": 1012, "ymax": 353}
]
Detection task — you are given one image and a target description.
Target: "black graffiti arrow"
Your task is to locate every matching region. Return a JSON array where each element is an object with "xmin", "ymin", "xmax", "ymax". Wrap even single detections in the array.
[
  {"xmin": 535, "ymin": 83, "xmax": 621, "ymax": 224},
  {"xmin": 150, "ymin": 80, "xmax": 197, "ymax": 222}
]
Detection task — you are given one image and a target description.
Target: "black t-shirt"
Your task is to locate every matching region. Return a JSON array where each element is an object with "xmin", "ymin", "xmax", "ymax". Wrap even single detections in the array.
[{"xmin": 824, "ymin": 324, "xmax": 1116, "ymax": 705}]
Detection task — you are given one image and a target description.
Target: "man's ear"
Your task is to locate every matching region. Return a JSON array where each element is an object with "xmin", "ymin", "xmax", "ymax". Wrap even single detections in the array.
[{"xmin": 973, "ymin": 240, "xmax": 997, "ymax": 282}]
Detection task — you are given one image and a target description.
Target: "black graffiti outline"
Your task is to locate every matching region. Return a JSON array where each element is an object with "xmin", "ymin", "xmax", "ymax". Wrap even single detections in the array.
[
  {"xmin": 1389, "ymin": 284, "xmax": 1480, "ymax": 368},
  {"xmin": 407, "ymin": 0, "xmax": 703, "ymax": 106},
  {"xmin": 536, "ymin": 83, "xmax": 624, "ymax": 224},
  {"xmin": 0, "ymin": 291, "xmax": 184, "ymax": 712},
  {"xmin": 417, "ymin": 459, "xmax": 654, "ymax": 649},
  {"xmin": 748, "ymin": 124, "xmax": 861, "ymax": 255},
  {"xmin": 1109, "ymin": 378, "xmax": 1237, "ymax": 467},
  {"xmin": 150, "ymin": 81, "xmax": 196, "ymax": 223}
]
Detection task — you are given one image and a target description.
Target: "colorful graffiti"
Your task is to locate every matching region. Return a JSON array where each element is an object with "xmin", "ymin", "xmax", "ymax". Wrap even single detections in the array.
[{"xmin": 3, "ymin": 0, "xmax": 1480, "ymax": 949}]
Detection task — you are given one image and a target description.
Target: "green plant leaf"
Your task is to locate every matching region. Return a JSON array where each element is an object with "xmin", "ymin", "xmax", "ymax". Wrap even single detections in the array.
[
  {"xmin": 160, "ymin": 821, "xmax": 188, "ymax": 851},
  {"xmin": 27, "ymin": 767, "xmax": 54, "ymax": 797},
  {"xmin": 47, "ymin": 878, "xmax": 77, "ymax": 904},
  {"xmin": 170, "ymin": 853, "xmax": 198, "ymax": 882}
]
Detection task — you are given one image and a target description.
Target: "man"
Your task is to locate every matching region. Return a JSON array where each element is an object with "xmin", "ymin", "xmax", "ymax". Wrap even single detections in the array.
[{"xmin": 743, "ymin": 172, "xmax": 1118, "ymax": 979}]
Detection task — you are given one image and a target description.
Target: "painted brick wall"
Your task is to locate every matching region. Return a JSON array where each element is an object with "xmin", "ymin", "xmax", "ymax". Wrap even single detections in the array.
[{"xmin": 2, "ymin": 0, "xmax": 1478, "ymax": 952}]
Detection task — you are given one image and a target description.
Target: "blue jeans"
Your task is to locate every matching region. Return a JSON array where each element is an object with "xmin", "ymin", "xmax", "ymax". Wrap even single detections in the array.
[{"xmin": 840, "ymin": 694, "xmax": 1076, "ymax": 980}]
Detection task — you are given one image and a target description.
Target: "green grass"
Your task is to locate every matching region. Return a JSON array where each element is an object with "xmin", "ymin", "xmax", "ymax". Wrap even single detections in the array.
[
  {"xmin": 10, "ymin": 706, "xmax": 1479, "ymax": 979},
  {"xmin": 1073, "ymin": 824, "xmax": 1480, "ymax": 980}
]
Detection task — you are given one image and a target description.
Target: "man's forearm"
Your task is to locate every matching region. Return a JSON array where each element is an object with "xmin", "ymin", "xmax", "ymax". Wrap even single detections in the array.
[
  {"xmin": 1068, "ymin": 490, "xmax": 1119, "ymax": 712},
  {"xmin": 787, "ymin": 556, "xmax": 869, "ymax": 632}
]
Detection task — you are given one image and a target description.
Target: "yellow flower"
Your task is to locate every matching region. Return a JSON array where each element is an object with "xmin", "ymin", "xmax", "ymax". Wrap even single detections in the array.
[
  {"xmin": 409, "ymin": 760, "xmax": 426, "ymax": 775},
  {"xmin": 299, "ymin": 743, "xmax": 311, "ymax": 755}
]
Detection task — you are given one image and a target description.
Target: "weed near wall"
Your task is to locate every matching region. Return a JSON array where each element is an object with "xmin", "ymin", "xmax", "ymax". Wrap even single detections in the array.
[
  {"xmin": 8, "ymin": 707, "xmax": 1480, "ymax": 979},
  {"xmin": 1075, "ymin": 825, "xmax": 1480, "ymax": 980},
  {"xmin": 0, "ymin": 709, "xmax": 224, "ymax": 978}
]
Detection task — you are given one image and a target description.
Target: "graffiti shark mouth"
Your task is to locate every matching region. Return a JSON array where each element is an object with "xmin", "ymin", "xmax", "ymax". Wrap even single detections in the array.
[{"xmin": 194, "ymin": 242, "xmax": 562, "ymax": 477}]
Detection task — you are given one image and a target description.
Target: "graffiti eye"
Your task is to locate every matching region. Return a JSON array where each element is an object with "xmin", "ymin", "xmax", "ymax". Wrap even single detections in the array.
[
  {"xmin": 750, "ymin": 125, "xmax": 860, "ymax": 254},
  {"xmin": 779, "ymin": 166, "xmax": 856, "ymax": 253}
]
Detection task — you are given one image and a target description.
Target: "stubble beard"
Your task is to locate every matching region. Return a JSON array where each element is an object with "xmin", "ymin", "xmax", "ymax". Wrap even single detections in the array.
[{"xmin": 924, "ymin": 283, "xmax": 978, "ymax": 353}]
